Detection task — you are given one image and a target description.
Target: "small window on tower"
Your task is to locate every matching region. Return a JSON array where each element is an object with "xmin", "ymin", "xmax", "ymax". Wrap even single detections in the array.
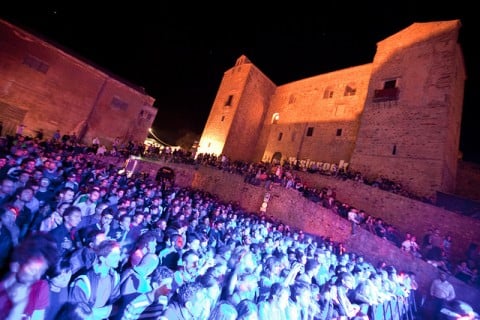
[
  {"xmin": 289, "ymin": 95, "xmax": 296, "ymax": 104},
  {"xmin": 221, "ymin": 116, "xmax": 225, "ymax": 122},
  {"xmin": 278, "ymin": 132, "xmax": 283, "ymax": 141},
  {"xmin": 344, "ymin": 85, "xmax": 356, "ymax": 96},
  {"xmin": 323, "ymin": 87, "xmax": 334, "ymax": 99},
  {"xmin": 306, "ymin": 127, "xmax": 314, "ymax": 137},
  {"xmin": 225, "ymin": 95, "xmax": 233, "ymax": 106},
  {"xmin": 336, "ymin": 129, "xmax": 342, "ymax": 136}
]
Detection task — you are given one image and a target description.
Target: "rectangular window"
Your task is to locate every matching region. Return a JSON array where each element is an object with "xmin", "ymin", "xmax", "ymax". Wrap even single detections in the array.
[
  {"xmin": 111, "ymin": 96, "xmax": 128, "ymax": 110},
  {"xmin": 306, "ymin": 127, "xmax": 314, "ymax": 137},
  {"xmin": 336, "ymin": 129, "xmax": 342, "ymax": 136},
  {"xmin": 225, "ymin": 95, "xmax": 233, "ymax": 106},
  {"xmin": 384, "ymin": 80, "xmax": 397, "ymax": 89},
  {"xmin": 344, "ymin": 86, "xmax": 356, "ymax": 96},
  {"xmin": 221, "ymin": 116, "xmax": 225, "ymax": 122},
  {"xmin": 278, "ymin": 132, "xmax": 283, "ymax": 141},
  {"xmin": 23, "ymin": 55, "xmax": 49, "ymax": 74}
]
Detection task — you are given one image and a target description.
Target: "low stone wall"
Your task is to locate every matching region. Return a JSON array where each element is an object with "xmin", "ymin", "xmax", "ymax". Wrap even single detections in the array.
[{"xmin": 100, "ymin": 156, "xmax": 480, "ymax": 309}]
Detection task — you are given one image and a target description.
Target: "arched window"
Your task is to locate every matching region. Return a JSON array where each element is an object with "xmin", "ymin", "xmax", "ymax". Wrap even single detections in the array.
[{"xmin": 272, "ymin": 113, "xmax": 280, "ymax": 124}]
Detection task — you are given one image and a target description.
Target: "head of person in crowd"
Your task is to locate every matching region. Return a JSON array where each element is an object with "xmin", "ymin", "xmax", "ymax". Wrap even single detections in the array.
[
  {"xmin": 290, "ymin": 280, "xmax": 312, "ymax": 311},
  {"xmin": 99, "ymin": 206, "xmax": 114, "ymax": 229},
  {"xmin": 236, "ymin": 298, "xmax": 259, "ymax": 320},
  {"xmin": 134, "ymin": 253, "xmax": 160, "ymax": 284},
  {"xmin": 58, "ymin": 187, "xmax": 76, "ymax": 205},
  {"xmin": 6, "ymin": 232, "xmax": 58, "ymax": 283},
  {"xmin": 0, "ymin": 177, "xmax": 15, "ymax": 199},
  {"xmin": 207, "ymin": 300, "xmax": 238, "ymax": 320},
  {"xmin": 168, "ymin": 281, "xmax": 207, "ymax": 319},
  {"xmin": 269, "ymin": 282, "xmax": 291, "ymax": 309},
  {"xmin": 150, "ymin": 265, "xmax": 174, "ymax": 299},
  {"xmin": 94, "ymin": 239, "xmax": 122, "ymax": 272},
  {"xmin": 181, "ymin": 249, "xmax": 200, "ymax": 277},
  {"xmin": 129, "ymin": 231, "xmax": 158, "ymax": 266},
  {"xmin": 62, "ymin": 205, "xmax": 82, "ymax": 230},
  {"xmin": 54, "ymin": 302, "xmax": 93, "ymax": 320}
]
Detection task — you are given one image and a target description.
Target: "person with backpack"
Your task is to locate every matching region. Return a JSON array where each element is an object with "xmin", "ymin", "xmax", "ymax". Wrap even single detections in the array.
[{"xmin": 68, "ymin": 239, "xmax": 122, "ymax": 319}]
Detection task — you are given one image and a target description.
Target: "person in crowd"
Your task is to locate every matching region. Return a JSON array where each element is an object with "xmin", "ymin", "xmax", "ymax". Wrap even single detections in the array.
[
  {"xmin": 76, "ymin": 201, "xmax": 110, "ymax": 234},
  {"xmin": 159, "ymin": 232, "xmax": 184, "ymax": 271},
  {"xmin": 0, "ymin": 207, "xmax": 15, "ymax": 272},
  {"xmin": 287, "ymin": 280, "xmax": 314, "ymax": 320},
  {"xmin": 53, "ymin": 301, "xmax": 93, "ymax": 320},
  {"xmin": 429, "ymin": 271, "xmax": 456, "ymax": 315},
  {"xmin": 208, "ymin": 300, "xmax": 238, "ymax": 320},
  {"xmin": 0, "ymin": 178, "xmax": 16, "ymax": 206},
  {"xmin": 258, "ymin": 282, "xmax": 290, "ymax": 320},
  {"xmin": 74, "ymin": 187, "xmax": 100, "ymax": 217},
  {"xmin": 45, "ymin": 258, "xmax": 73, "ymax": 320},
  {"xmin": 334, "ymin": 271, "xmax": 362, "ymax": 319},
  {"xmin": 10, "ymin": 186, "xmax": 35, "ymax": 241},
  {"xmin": 296, "ymin": 259, "xmax": 320, "ymax": 285},
  {"xmin": 0, "ymin": 233, "xmax": 57, "ymax": 320},
  {"xmin": 172, "ymin": 249, "xmax": 201, "ymax": 292},
  {"xmin": 50, "ymin": 187, "xmax": 76, "ymax": 211},
  {"xmin": 69, "ymin": 229, "xmax": 106, "ymax": 277},
  {"xmin": 69, "ymin": 239, "xmax": 122, "ymax": 319},
  {"xmin": 49, "ymin": 205, "xmax": 82, "ymax": 259},
  {"xmin": 134, "ymin": 265, "xmax": 174, "ymax": 319},
  {"xmin": 159, "ymin": 281, "xmax": 207, "ymax": 320},
  {"xmin": 35, "ymin": 177, "xmax": 55, "ymax": 209},
  {"xmin": 111, "ymin": 253, "xmax": 160, "ymax": 320},
  {"xmin": 78, "ymin": 205, "xmax": 114, "ymax": 244}
]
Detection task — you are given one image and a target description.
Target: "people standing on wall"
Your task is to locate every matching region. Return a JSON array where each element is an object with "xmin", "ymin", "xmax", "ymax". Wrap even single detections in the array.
[
  {"xmin": 52, "ymin": 129, "xmax": 61, "ymax": 143},
  {"xmin": 15, "ymin": 123, "xmax": 25, "ymax": 138},
  {"xmin": 92, "ymin": 136, "xmax": 100, "ymax": 154}
]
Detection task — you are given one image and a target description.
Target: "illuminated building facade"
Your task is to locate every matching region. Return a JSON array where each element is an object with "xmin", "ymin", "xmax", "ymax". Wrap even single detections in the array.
[
  {"xmin": 199, "ymin": 20, "xmax": 465, "ymax": 198},
  {"xmin": 0, "ymin": 19, "xmax": 157, "ymax": 146}
]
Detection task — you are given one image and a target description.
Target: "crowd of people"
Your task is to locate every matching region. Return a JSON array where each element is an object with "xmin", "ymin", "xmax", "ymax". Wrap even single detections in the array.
[
  {"xmin": 0, "ymin": 131, "xmax": 475, "ymax": 319},
  {"xmin": 145, "ymin": 147, "xmax": 480, "ymax": 289}
]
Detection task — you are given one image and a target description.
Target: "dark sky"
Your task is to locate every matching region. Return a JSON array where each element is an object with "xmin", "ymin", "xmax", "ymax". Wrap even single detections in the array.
[{"xmin": 1, "ymin": 2, "xmax": 478, "ymax": 162}]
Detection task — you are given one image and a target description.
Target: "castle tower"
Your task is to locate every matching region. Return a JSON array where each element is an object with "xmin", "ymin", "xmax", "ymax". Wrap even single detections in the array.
[
  {"xmin": 350, "ymin": 20, "xmax": 466, "ymax": 198},
  {"xmin": 197, "ymin": 55, "xmax": 276, "ymax": 161}
]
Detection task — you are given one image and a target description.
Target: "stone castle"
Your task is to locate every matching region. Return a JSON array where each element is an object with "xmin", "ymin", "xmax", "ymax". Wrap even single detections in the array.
[{"xmin": 198, "ymin": 20, "xmax": 466, "ymax": 199}]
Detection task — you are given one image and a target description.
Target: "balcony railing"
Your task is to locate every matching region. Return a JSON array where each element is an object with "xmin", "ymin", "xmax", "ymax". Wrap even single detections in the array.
[{"xmin": 373, "ymin": 87, "xmax": 399, "ymax": 102}]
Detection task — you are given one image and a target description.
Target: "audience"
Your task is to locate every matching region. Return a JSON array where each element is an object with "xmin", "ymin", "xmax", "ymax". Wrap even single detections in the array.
[{"xmin": 0, "ymin": 130, "xmax": 476, "ymax": 320}]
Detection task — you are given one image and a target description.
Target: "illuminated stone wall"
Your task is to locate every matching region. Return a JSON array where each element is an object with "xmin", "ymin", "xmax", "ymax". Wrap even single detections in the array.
[
  {"xmin": 351, "ymin": 20, "xmax": 465, "ymax": 198},
  {"xmin": 200, "ymin": 20, "xmax": 465, "ymax": 199},
  {"xmin": 0, "ymin": 19, "xmax": 156, "ymax": 146}
]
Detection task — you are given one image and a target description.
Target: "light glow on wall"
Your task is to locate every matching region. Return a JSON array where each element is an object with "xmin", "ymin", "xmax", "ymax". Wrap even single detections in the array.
[{"xmin": 197, "ymin": 135, "xmax": 225, "ymax": 156}]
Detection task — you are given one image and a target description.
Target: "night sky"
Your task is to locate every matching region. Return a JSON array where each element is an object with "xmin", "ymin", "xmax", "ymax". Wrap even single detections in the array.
[{"xmin": 1, "ymin": 2, "xmax": 478, "ymax": 163}]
